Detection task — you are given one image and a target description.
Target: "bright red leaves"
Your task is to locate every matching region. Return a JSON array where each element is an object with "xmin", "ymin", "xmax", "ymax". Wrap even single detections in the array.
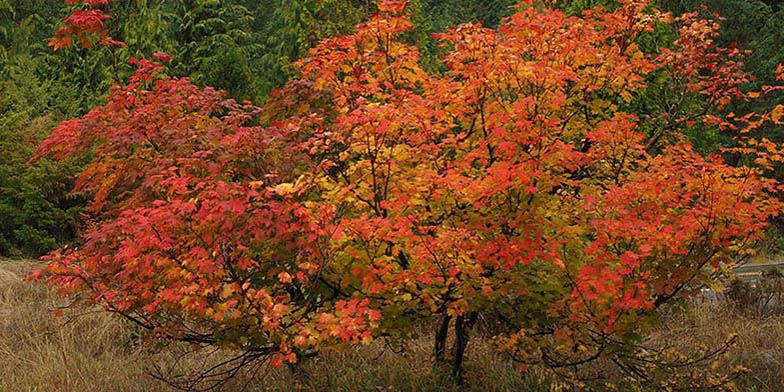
[
  {"xmin": 35, "ymin": 0, "xmax": 784, "ymax": 386},
  {"xmin": 49, "ymin": 0, "xmax": 123, "ymax": 50}
]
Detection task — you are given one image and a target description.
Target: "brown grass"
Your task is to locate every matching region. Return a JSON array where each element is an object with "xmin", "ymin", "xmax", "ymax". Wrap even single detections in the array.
[
  {"xmin": 2, "ymin": 259, "xmax": 783, "ymax": 391},
  {"xmin": 0, "ymin": 259, "xmax": 543, "ymax": 392},
  {"xmin": 649, "ymin": 297, "xmax": 784, "ymax": 391},
  {"xmin": 0, "ymin": 259, "xmax": 166, "ymax": 391}
]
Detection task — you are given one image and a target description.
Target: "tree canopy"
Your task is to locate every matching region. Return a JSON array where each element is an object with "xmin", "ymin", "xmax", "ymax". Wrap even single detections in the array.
[{"xmin": 27, "ymin": 0, "xmax": 784, "ymax": 389}]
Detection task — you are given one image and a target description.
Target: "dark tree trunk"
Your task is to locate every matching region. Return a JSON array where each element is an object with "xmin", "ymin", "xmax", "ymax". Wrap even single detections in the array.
[
  {"xmin": 434, "ymin": 313, "xmax": 452, "ymax": 363},
  {"xmin": 451, "ymin": 311, "xmax": 478, "ymax": 381}
]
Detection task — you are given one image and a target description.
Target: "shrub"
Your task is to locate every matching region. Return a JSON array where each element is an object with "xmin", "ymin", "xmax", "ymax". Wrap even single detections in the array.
[{"xmin": 32, "ymin": 0, "xmax": 784, "ymax": 389}]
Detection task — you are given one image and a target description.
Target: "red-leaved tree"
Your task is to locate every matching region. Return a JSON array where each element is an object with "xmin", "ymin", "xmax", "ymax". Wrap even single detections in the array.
[{"xmin": 33, "ymin": 0, "xmax": 784, "ymax": 389}]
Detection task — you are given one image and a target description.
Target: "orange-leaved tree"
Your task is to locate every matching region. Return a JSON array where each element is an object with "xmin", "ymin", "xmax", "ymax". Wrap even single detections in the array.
[
  {"xmin": 33, "ymin": 0, "xmax": 784, "ymax": 389},
  {"xmin": 31, "ymin": 56, "xmax": 383, "ymax": 388},
  {"xmin": 264, "ymin": 0, "xmax": 783, "ymax": 386}
]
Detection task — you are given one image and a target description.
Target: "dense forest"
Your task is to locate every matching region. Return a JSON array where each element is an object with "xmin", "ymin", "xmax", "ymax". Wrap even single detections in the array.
[{"xmin": 3, "ymin": 1, "xmax": 784, "ymax": 391}]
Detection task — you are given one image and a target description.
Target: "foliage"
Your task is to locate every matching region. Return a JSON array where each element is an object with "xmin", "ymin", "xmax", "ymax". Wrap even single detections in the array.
[
  {"xmin": 0, "ymin": 0, "xmax": 369, "ymax": 259},
  {"xmin": 662, "ymin": 0, "xmax": 784, "ymax": 88},
  {"xmin": 0, "ymin": 57, "xmax": 81, "ymax": 257},
  {"xmin": 0, "ymin": 0, "xmax": 565, "ymax": 258},
  {"xmin": 42, "ymin": 0, "xmax": 526, "ymax": 101},
  {"xmin": 32, "ymin": 0, "xmax": 784, "ymax": 389},
  {"xmin": 31, "ymin": 58, "xmax": 384, "ymax": 391},
  {"xmin": 268, "ymin": 2, "xmax": 782, "ymax": 387},
  {"xmin": 0, "ymin": 0, "xmax": 100, "ymax": 258},
  {"xmin": 44, "ymin": 0, "xmax": 368, "ymax": 102},
  {"xmin": 659, "ymin": 1, "xmax": 784, "ymax": 149}
]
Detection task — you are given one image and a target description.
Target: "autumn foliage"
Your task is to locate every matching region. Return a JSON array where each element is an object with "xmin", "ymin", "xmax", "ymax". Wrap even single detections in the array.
[
  {"xmin": 48, "ymin": 0, "xmax": 124, "ymax": 50},
  {"xmin": 33, "ymin": 0, "xmax": 784, "ymax": 389}
]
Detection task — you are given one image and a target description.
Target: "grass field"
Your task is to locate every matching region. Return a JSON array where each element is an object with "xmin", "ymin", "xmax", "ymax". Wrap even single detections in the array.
[{"xmin": 2, "ymin": 259, "xmax": 783, "ymax": 391}]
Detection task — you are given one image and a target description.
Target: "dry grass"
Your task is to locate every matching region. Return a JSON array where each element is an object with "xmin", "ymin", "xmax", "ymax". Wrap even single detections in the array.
[
  {"xmin": 649, "ymin": 297, "xmax": 784, "ymax": 391},
  {"xmin": 0, "ymin": 259, "xmax": 168, "ymax": 391},
  {"xmin": 0, "ymin": 259, "xmax": 542, "ymax": 392},
  {"xmin": 2, "ymin": 258, "xmax": 783, "ymax": 391},
  {"xmin": 257, "ymin": 336, "xmax": 548, "ymax": 392}
]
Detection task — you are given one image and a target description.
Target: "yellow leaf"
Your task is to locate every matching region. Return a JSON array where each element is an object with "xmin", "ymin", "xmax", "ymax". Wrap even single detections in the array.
[
  {"xmin": 220, "ymin": 284, "xmax": 233, "ymax": 299},
  {"xmin": 771, "ymin": 105, "xmax": 784, "ymax": 123},
  {"xmin": 274, "ymin": 183, "xmax": 295, "ymax": 195}
]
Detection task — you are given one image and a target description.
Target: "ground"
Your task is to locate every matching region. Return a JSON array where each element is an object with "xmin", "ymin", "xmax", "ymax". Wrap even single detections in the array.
[{"xmin": 2, "ymin": 259, "xmax": 783, "ymax": 391}]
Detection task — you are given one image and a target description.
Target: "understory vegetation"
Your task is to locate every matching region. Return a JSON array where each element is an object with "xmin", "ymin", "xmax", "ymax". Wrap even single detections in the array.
[{"xmin": 2, "ymin": 260, "xmax": 783, "ymax": 391}]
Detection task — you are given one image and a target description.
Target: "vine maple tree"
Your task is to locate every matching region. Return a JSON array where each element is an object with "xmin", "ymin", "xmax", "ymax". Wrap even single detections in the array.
[
  {"xmin": 33, "ymin": 0, "xmax": 784, "ymax": 389},
  {"xmin": 31, "ymin": 57, "xmax": 382, "ymax": 388},
  {"xmin": 266, "ymin": 0, "xmax": 783, "ymax": 384},
  {"xmin": 48, "ymin": 0, "xmax": 124, "ymax": 50}
]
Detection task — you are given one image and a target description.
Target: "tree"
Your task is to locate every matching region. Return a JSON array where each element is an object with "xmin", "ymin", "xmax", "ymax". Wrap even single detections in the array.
[
  {"xmin": 267, "ymin": 1, "xmax": 781, "ymax": 385},
  {"xmin": 33, "ymin": 0, "xmax": 784, "ymax": 389},
  {"xmin": 30, "ymin": 56, "xmax": 384, "ymax": 389}
]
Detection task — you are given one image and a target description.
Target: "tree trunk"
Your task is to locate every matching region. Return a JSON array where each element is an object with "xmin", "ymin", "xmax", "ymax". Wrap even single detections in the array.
[
  {"xmin": 434, "ymin": 313, "xmax": 451, "ymax": 363},
  {"xmin": 451, "ymin": 311, "xmax": 478, "ymax": 381}
]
